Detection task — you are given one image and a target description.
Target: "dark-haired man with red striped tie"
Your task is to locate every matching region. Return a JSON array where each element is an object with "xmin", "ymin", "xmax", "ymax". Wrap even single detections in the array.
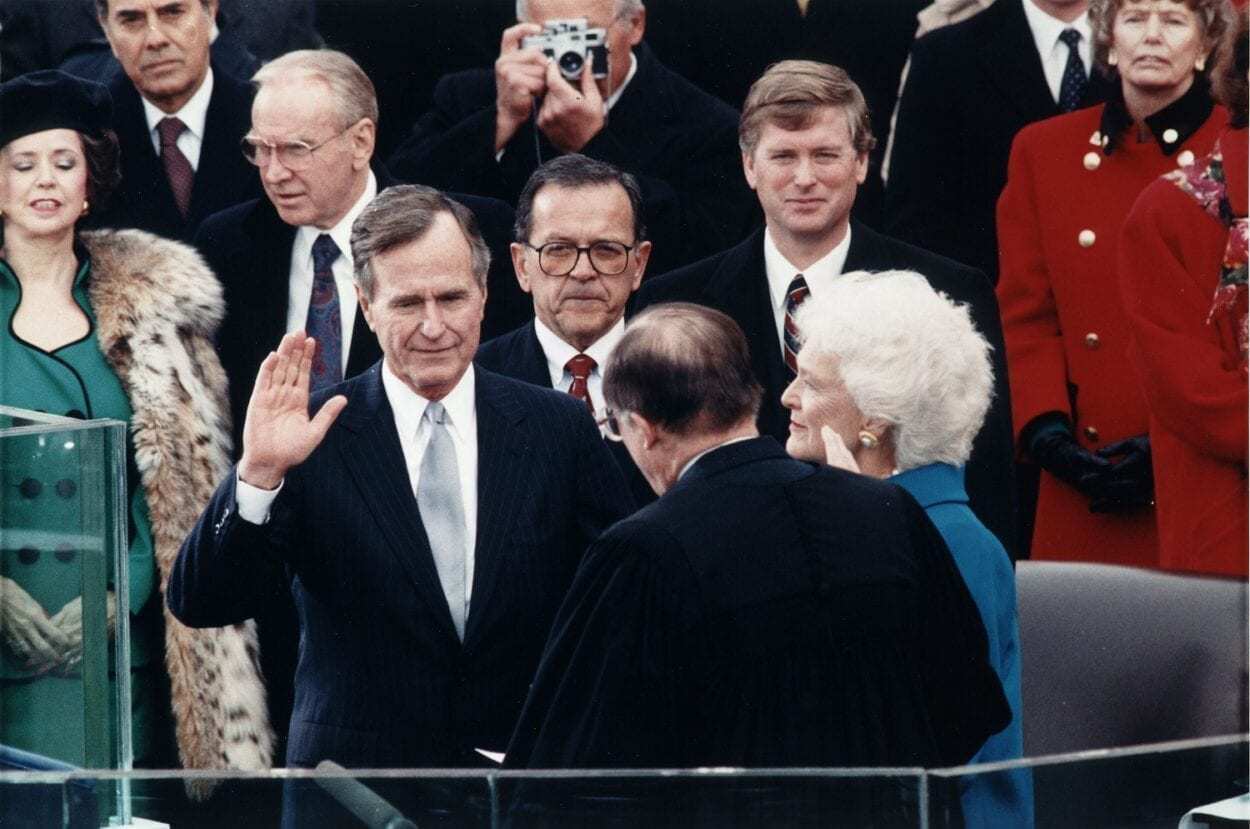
[{"xmin": 476, "ymin": 153, "xmax": 655, "ymax": 506}]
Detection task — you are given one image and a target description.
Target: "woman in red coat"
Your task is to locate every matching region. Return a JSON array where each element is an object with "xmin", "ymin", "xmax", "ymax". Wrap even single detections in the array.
[
  {"xmin": 996, "ymin": 0, "xmax": 1231, "ymax": 566},
  {"xmin": 1117, "ymin": 7, "xmax": 1247, "ymax": 577}
]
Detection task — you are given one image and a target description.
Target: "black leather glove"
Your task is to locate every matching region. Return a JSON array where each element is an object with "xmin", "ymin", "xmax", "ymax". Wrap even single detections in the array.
[
  {"xmin": 1086, "ymin": 434, "xmax": 1154, "ymax": 513},
  {"xmin": 1027, "ymin": 417, "xmax": 1112, "ymax": 497}
]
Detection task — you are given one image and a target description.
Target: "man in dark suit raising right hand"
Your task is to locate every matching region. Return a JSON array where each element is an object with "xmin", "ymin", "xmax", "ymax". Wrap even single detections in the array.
[{"xmin": 169, "ymin": 185, "xmax": 633, "ymax": 822}]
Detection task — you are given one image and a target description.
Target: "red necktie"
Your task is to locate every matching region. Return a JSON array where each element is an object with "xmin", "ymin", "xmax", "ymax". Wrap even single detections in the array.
[
  {"xmin": 157, "ymin": 117, "xmax": 194, "ymax": 218},
  {"xmin": 783, "ymin": 273, "xmax": 810, "ymax": 374},
  {"xmin": 566, "ymin": 354, "xmax": 597, "ymax": 415}
]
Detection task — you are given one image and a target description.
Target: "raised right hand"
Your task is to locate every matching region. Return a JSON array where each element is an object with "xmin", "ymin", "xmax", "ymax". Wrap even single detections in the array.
[
  {"xmin": 494, "ymin": 22, "xmax": 548, "ymax": 151},
  {"xmin": 238, "ymin": 332, "xmax": 347, "ymax": 490}
]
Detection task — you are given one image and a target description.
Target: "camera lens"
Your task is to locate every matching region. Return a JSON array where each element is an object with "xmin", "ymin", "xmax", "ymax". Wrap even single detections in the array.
[{"xmin": 559, "ymin": 50, "xmax": 584, "ymax": 78}]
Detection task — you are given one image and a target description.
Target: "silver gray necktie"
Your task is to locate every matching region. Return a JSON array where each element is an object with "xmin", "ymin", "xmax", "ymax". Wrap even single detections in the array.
[{"xmin": 417, "ymin": 401, "xmax": 467, "ymax": 640}]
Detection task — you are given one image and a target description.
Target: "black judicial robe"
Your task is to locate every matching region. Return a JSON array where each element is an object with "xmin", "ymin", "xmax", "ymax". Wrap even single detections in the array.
[{"xmin": 506, "ymin": 438, "xmax": 1010, "ymax": 776}]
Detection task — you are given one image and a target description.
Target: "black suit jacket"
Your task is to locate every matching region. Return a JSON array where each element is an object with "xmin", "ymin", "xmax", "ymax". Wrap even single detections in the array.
[
  {"xmin": 387, "ymin": 43, "xmax": 758, "ymax": 277},
  {"xmin": 643, "ymin": 0, "xmax": 928, "ymax": 228},
  {"xmin": 633, "ymin": 223, "xmax": 1018, "ymax": 557},
  {"xmin": 508, "ymin": 437, "xmax": 1009, "ymax": 784},
  {"xmin": 195, "ymin": 168, "xmax": 530, "ymax": 453},
  {"xmin": 475, "ymin": 320, "xmax": 656, "ymax": 508},
  {"xmin": 884, "ymin": 0, "xmax": 1112, "ymax": 280},
  {"xmin": 168, "ymin": 364, "xmax": 635, "ymax": 768},
  {"xmin": 93, "ymin": 65, "xmax": 261, "ymax": 243}
]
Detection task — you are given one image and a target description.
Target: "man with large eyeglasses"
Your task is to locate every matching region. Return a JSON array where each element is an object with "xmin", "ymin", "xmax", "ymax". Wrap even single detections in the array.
[{"xmin": 477, "ymin": 153, "xmax": 655, "ymax": 506}]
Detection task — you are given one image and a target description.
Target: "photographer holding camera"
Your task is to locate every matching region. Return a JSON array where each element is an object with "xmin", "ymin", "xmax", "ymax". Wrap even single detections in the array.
[{"xmin": 389, "ymin": 0, "xmax": 757, "ymax": 277}]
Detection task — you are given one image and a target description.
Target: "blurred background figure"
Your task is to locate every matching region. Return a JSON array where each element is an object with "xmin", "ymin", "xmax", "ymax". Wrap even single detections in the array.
[
  {"xmin": 995, "ymin": 0, "xmax": 1231, "ymax": 566},
  {"xmin": 0, "ymin": 70, "xmax": 270, "ymax": 816},
  {"xmin": 783, "ymin": 269, "xmax": 1031, "ymax": 828},
  {"xmin": 1117, "ymin": 3, "xmax": 1247, "ymax": 578}
]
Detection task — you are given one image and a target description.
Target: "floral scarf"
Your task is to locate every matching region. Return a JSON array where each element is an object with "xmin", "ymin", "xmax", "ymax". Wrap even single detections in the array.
[{"xmin": 1165, "ymin": 137, "xmax": 1249, "ymax": 372}]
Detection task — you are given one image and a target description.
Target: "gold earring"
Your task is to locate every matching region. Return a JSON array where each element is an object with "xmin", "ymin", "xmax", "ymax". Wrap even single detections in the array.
[
  {"xmin": 1195, "ymin": 56, "xmax": 1206, "ymax": 71},
  {"xmin": 858, "ymin": 431, "xmax": 878, "ymax": 450}
]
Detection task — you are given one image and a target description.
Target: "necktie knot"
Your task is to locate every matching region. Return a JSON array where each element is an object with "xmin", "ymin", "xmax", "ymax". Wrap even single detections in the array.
[
  {"xmin": 786, "ymin": 273, "xmax": 810, "ymax": 310},
  {"xmin": 312, "ymin": 234, "xmax": 340, "ymax": 276},
  {"xmin": 1058, "ymin": 28, "xmax": 1081, "ymax": 49},
  {"xmin": 157, "ymin": 116, "xmax": 186, "ymax": 148},
  {"xmin": 565, "ymin": 353, "xmax": 597, "ymax": 381},
  {"xmin": 425, "ymin": 401, "xmax": 448, "ymax": 426}
]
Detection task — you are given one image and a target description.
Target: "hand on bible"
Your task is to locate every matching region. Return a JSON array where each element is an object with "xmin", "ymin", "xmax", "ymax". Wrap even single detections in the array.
[{"xmin": 239, "ymin": 332, "xmax": 347, "ymax": 490}]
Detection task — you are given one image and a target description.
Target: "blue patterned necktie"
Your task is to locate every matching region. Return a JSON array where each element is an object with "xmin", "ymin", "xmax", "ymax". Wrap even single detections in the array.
[
  {"xmin": 1057, "ymin": 29, "xmax": 1088, "ymax": 113},
  {"xmin": 417, "ymin": 401, "xmax": 468, "ymax": 641},
  {"xmin": 306, "ymin": 234, "xmax": 343, "ymax": 392}
]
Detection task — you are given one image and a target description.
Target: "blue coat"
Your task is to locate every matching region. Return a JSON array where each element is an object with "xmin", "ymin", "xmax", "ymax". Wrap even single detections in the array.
[{"xmin": 893, "ymin": 462, "xmax": 1033, "ymax": 828}]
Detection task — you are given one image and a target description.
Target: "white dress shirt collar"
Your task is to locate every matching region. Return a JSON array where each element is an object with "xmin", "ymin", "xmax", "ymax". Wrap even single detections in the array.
[
  {"xmin": 678, "ymin": 435, "xmax": 756, "ymax": 481},
  {"xmin": 604, "ymin": 51, "xmax": 639, "ymax": 112},
  {"xmin": 382, "ymin": 359, "xmax": 477, "ymax": 441},
  {"xmin": 1022, "ymin": 0, "xmax": 1092, "ymax": 101},
  {"xmin": 763, "ymin": 225, "xmax": 853, "ymax": 314},
  {"xmin": 142, "ymin": 67, "xmax": 214, "ymax": 147},
  {"xmin": 533, "ymin": 315, "xmax": 625, "ymax": 414}
]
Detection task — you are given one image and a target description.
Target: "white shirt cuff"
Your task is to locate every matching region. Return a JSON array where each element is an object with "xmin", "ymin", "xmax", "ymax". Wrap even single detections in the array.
[{"xmin": 235, "ymin": 472, "xmax": 283, "ymax": 525}]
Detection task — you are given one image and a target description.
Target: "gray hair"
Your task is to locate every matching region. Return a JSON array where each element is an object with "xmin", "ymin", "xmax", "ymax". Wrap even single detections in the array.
[
  {"xmin": 515, "ymin": 0, "xmax": 644, "ymax": 22},
  {"xmin": 794, "ymin": 270, "xmax": 993, "ymax": 471},
  {"xmin": 350, "ymin": 185, "xmax": 491, "ymax": 299},
  {"xmin": 1089, "ymin": 0, "xmax": 1231, "ymax": 77},
  {"xmin": 252, "ymin": 49, "xmax": 379, "ymax": 129}
]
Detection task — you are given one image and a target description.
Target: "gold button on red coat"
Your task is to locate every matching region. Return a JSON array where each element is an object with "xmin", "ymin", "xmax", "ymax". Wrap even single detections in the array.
[
  {"xmin": 1163, "ymin": 128, "xmax": 1179, "ymax": 144},
  {"xmin": 1083, "ymin": 151, "xmax": 1101, "ymax": 170},
  {"xmin": 1178, "ymin": 150, "xmax": 1195, "ymax": 167},
  {"xmin": 1078, "ymin": 229, "xmax": 1096, "ymax": 247},
  {"xmin": 1084, "ymin": 425, "xmax": 1100, "ymax": 442},
  {"xmin": 1084, "ymin": 332, "xmax": 1100, "ymax": 349}
]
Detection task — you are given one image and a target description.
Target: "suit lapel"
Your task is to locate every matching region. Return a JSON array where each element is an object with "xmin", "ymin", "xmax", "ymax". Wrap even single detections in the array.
[
  {"xmin": 337, "ymin": 366, "xmax": 461, "ymax": 644},
  {"xmin": 705, "ymin": 229, "xmax": 787, "ymax": 394},
  {"xmin": 113, "ymin": 79, "xmax": 182, "ymax": 229},
  {"xmin": 976, "ymin": 0, "xmax": 1059, "ymax": 122},
  {"xmin": 187, "ymin": 73, "xmax": 244, "ymax": 226},
  {"xmin": 515, "ymin": 323, "xmax": 553, "ymax": 388},
  {"xmin": 247, "ymin": 206, "xmax": 300, "ymax": 352},
  {"xmin": 464, "ymin": 370, "xmax": 529, "ymax": 648}
]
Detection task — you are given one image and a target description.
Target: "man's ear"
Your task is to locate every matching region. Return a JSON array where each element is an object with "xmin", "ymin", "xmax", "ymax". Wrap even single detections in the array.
[
  {"xmin": 742, "ymin": 150, "xmax": 758, "ymax": 191},
  {"xmin": 629, "ymin": 411, "xmax": 662, "ymax": 450},
  {"xmin": 629, "ymin": 240, "xmax": 652, "ymax": 289},
  {"xmin": 625, "ymin": 7, "xmax": 646, "ymax": 47},
  {"xmin": 510, "ymin": 242, "xmax": 534, "ymax": 294},
  {"xmin": 351, "ymin": 119, "xmax": 376, "ymax": 171}
]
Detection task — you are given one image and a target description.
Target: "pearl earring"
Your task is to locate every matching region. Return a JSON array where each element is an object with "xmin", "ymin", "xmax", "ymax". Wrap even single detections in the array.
[
  {"xmin": 1195, "ymin": 56, "xmax": 1206, "ymax": 72},
  {"xmin": 1108, "ymin": 52, "xmax": 1118, "ymax": 67},
  {"xmin": 858, "ymin": 431, "xmax": 878, "ymax": 450},
  {"xmin": 82, "ymin": 200, "xmax": 90, "ymax": 215}
]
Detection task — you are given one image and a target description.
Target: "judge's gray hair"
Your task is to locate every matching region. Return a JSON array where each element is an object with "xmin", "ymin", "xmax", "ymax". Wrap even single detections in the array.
[
  {"xmin": 516, "ymin": 0, "xmax": 644, "ymax": 22},
  {"xmin": 794, "ymin": 270, "xmax": 993, "ymax": 471}
]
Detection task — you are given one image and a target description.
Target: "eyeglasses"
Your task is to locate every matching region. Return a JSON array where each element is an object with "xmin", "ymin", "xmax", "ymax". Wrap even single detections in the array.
[
  {"xmin": 596, "ymin": 408, "xmax": 627, "ymax": 442},
  {"xmin": 240, "ymin": 123, "xmax": 355, "ymax": 170},
  {"xmin": 525, "ymin": 241, "xmax": 635, "ymax": 276}
]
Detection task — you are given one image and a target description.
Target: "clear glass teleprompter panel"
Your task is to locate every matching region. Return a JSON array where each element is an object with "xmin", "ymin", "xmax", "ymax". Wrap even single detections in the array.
[{"xmin": 0, "ymin": 405, "xmax": 131, "ymax": 824}]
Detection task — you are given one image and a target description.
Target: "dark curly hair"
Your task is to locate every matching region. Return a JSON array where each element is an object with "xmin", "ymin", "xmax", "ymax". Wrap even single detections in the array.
[{"xmin": 1212, "ymin": 4, "xmax": 1248, "ymax": 127}]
